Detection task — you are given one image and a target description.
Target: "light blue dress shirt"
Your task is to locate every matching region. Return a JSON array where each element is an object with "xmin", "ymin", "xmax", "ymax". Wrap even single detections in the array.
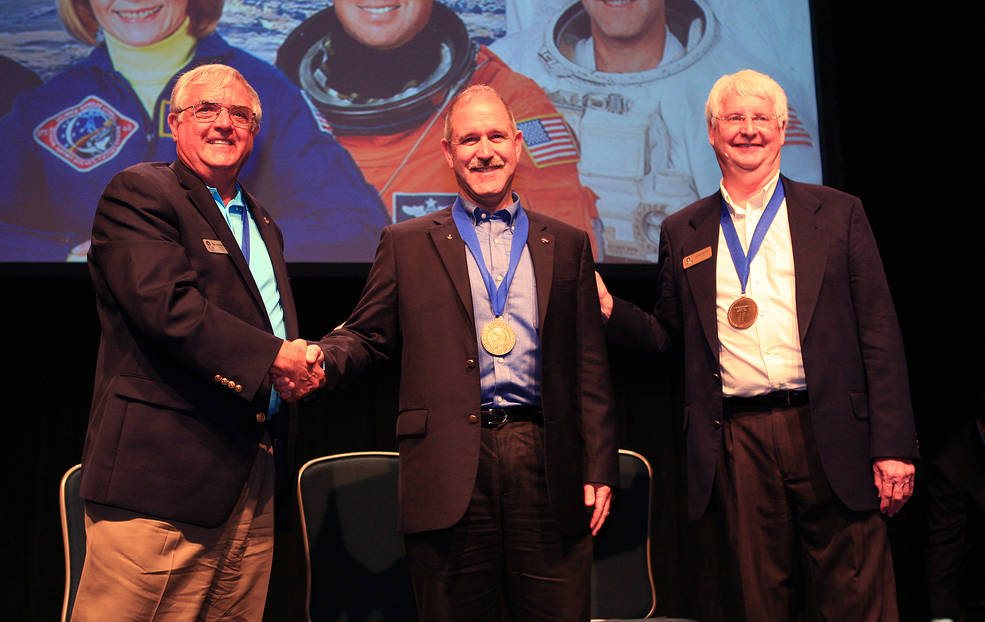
[
  {"xmin": 458, "ymin": 195, "xmax": 541, "ymax": 408},
  {"xmin": 208, "ymin": 185, "xmax": 286, "ymax": 415}
]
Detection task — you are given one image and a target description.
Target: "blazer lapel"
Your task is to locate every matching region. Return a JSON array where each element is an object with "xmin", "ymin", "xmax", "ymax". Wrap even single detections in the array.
[
  {"xmin": 683, "ymin": 195, "xmax": 723, "ymax": 359},
  {"xmin": 428, "ymin": 208, "xmax": 475, "ymax": 327},
  {"xmin": 169, "ymin": 160, "xmax": 269, "ymax": 328},
  {"xmin": 524, "ymin": 211, "xmax": 554, "ymax": 329},
  {"xmin": 782, "ymin": 176, "xmax": 827, "ymax": 343}
]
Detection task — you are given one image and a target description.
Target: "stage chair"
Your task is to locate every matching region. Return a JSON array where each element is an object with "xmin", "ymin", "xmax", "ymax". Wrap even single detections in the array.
[
  {"xmin": 297, "ymin": 451, "xmax": 415, "ymax": 622},
  {"xmin": 590, "ymin": 449, "xmax": 657, "ymax": 621},
  {"xmin": 59, "ymin": 463, "xmax": 86, "ymax": 622}
]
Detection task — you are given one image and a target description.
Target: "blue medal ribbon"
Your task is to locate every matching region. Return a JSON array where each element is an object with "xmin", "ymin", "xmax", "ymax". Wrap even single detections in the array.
[
  {"xmin": 451, "ymin": 196, "xmax": 529, "ymax": 318},
  {"xmin": 719, "ymin": 180, "xmax": 785, "ymax": 295},
  {"xmin": 239, "ymin": 203, "xmax": 250, "ymax": 264}
]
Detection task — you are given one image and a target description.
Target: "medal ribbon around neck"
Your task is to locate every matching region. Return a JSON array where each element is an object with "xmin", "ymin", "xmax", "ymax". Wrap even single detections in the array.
[
  {"xmin": 719, "ymin": 179, "xmax": 786, "ymax": 296},
  {"xmin": 452, "ymin": 196, "xmax": 529, "ymax": 322}
]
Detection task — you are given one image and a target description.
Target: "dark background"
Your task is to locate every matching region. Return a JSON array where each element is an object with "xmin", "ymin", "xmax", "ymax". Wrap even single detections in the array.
[{"xmin": 2, "ymin": 1, "xmax": 977, "ymax": 620}]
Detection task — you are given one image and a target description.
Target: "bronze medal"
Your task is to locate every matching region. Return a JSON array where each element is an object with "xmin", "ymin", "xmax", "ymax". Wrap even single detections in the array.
[
  {"xmin": 481, "ymin": 317, "xmax": 516, "ymax": 356},
  {"xmin": 727, "ymin": 296, "xmax": 758, "ymax": 329}
]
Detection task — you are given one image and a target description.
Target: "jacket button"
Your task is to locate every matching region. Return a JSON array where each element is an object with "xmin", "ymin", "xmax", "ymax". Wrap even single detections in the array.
[
  {"xmin": 468, "ymin": 413, "xmax": 479, "ymax": 424},
  {"xmin": 466, "ymin": 359, "xmax": 476, "ymax": 369},
  {"xmin": 256, "ymin": 412, "xmax": 266, "ymax": 423},
  {"xmin": 712, "ymin": 418, "xmax": 722, "ymax": 429}
]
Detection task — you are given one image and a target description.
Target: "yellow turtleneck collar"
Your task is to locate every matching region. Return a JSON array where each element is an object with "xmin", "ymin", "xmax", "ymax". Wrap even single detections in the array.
[{"xmin": 104, "ymin": 17, "xmax": 197, "ymax": 117}]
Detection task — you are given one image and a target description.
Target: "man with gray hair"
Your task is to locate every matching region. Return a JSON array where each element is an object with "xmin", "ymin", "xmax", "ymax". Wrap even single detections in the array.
[
  {"xmin": 596, "ymin": 69, "xmax": 917, "ymax": 620},
  {"xmin": 74, "ymin": 64, "xmax": 324, "ymax": 622}
]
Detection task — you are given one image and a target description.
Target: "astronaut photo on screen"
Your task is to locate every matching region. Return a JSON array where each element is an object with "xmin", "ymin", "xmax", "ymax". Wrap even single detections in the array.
[
  {"xmin": 0, "ymin": 0, "xmax": 387, "ymax": 262},
  {"xmin": 276, "ymin": 0, "xmax": 604, "ymax": 256},
  {"xmin": 492, "ymin": 0, "xmax": 822, "ymax": 261}
]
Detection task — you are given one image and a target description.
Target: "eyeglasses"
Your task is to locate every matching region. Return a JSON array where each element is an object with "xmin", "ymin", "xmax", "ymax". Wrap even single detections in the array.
[
  {"xmin": 713, "ymin": 113, "xmax": 780, "ymax": 128},
  {"xmin": 175, "ymin": 101, "xmax": 255, "ymax": 128}
]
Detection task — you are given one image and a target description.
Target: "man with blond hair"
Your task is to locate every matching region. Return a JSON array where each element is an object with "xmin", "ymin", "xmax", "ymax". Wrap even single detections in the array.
[
  {"xmin": 74, "ymin": 64, "xmax": 324, "ymax": 622},
  {"xmin": 597, "ymin": 69, "xmax": 917, "ymax": 620}
]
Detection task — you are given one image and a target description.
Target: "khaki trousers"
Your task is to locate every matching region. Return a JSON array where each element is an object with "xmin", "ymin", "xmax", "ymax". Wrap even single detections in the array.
[{"xmin": 72, "ymin": 435, "xmax": 275, "ymax": 622}]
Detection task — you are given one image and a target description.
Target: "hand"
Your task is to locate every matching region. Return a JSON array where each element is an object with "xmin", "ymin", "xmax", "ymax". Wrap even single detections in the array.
[
  {"xmin": 595, "ymin": 271, "xmax": 613, "ymax": 323},
  {"xmin": 872, "ymin": 458, "xmax": 915, "ymax": 517},
  {"xmin": 269, "ymin": 339, "xmax": 325, "ymax": 402},
  {"xmin": 585, "ymin": 483, "xmax": 613, "ymax": 536}
]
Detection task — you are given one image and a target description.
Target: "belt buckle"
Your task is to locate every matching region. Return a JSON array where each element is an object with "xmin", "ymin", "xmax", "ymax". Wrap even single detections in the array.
[{"xmin": 485, "ymin": 408, "xmax": 509, "ymax": 428}]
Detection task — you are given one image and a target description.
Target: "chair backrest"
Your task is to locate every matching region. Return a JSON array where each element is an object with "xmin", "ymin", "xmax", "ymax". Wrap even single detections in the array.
[
  {"xmin": 297, "ymin": 451, "xmax": 416, "ymax": 622},
  {"xmin": 60, "ymin": 463, "xmax": 86, "ymax": 622},
  {"xmin": 591, "ymin": 449, "xmax": 656, "ymax": 621}
]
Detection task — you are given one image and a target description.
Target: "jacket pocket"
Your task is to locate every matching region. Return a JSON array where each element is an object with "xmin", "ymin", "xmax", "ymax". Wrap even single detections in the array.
[
  {"xmin": 113, "ymin": 374, "xmax": 195, "ymax": 412},
  {"xmin": 849, "ymin": 392, "xmax": 869, "ymax": 419},
  {"xmin": 396, "ymin": 408, "xmax": 429, "ymax": 438}
]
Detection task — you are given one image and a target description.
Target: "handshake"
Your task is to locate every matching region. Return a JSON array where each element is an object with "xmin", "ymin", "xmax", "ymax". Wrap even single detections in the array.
[{"xmin": 269, "ymin": 338, "xmax": 326, "ymax": 402}]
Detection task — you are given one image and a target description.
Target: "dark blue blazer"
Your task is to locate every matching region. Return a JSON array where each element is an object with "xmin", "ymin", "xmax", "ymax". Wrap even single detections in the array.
[{"xmin": 607, "ymin": 176, "xmax": 919, "ymax": 519}]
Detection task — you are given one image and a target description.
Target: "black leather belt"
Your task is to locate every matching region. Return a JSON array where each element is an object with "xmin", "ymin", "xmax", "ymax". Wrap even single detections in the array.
[
  {"xmin": 723, "ymin": 390, "xmax": 808, "ymax": 414},
  {"xmin": 480, "ymin": 406, "xmax": 543, "ymax": 428}
]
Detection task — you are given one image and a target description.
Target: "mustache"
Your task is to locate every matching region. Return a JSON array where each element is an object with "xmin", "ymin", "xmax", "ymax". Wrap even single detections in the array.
[{"xmin": 468, "ymin": 155, "xmax": 506, "ymax": 170}]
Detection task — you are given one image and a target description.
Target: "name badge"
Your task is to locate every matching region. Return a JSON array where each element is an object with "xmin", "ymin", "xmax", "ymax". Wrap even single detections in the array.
[
  {"xmin": 682, "ymin": 246, "xmax": 712, "ymax": 269},
  {"xmin": 203, "ymin": 239, "xmax": 228, "ymax": 254}
]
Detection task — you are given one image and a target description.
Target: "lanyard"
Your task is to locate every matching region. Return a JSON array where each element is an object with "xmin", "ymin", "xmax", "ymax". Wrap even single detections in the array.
[
  {"xmin": 451, "ymin": 197, "xmax": 529, "ymax": 317},
  {"xmin": 719, "ymin": 180, "xmax": 785, "ymax": 294}
]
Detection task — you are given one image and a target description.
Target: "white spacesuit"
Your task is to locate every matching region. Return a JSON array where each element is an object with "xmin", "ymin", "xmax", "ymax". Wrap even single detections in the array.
[{"xmin": 492, "ymin": 0, "xmax": 822, "ymax": 261}]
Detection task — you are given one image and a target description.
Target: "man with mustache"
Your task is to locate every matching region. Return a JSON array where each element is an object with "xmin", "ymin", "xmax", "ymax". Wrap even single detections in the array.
[
  {"xmin": 74, "ymin": 64, "xmax": 324, "ymax": 622},
  {"xmin": 287, "ymin": 85, "xmax": 618, "ymax": 621},
  {"xmin": 596, "ymin": 70, "xmax": 917, "ymax": 620}
]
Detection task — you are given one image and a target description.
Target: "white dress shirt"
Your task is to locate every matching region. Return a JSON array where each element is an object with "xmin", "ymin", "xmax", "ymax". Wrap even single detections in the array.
[{"xmin": 716, "ymin": 173, "xmax": 807, "ymax": 397}]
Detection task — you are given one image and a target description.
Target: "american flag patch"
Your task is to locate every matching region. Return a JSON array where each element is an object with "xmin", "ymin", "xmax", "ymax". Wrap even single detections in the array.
[
  {"xmin": 785, "ymin": 106, "xmax": 814, "ymax": 147},
  {"xmin": 301, "ymin": 91, "xmax": 333, "ymax": 135},
  {"xmin": 517, "ymin": 115, "xmax": 579, "ymax": 167}
]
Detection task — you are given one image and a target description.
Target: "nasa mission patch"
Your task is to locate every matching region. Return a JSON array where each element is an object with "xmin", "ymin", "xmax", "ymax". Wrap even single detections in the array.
[
  {"xmin": 33, "ymin": 96, "xmax": 138, "ymax": 172},
  {"xmin": 393, "ymin": 192, "xmax": 457, "ymax": 223}
]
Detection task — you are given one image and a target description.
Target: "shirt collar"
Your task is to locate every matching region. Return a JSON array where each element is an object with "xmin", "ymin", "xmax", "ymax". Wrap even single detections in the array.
[
  {"xmin": 720, "ymin": 172, "xmax": 781, "ymax": 217},
  {"xmin": 207, "ymin": 184, "xmax": 246, "ymax": 214},
  {"xmin": 457, "ymin": 192, "xmax": 521, "ymax": 226}
]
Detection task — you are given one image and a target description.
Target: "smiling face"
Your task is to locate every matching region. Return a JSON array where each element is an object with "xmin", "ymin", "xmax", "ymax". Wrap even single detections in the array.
[
  {"xmin": 582, "ymin": 0, "xmax": 665, "ymax": 41},
  {"xmin": 708, "ymin": 93, "xmax": 786, "ymax": 188},
  {"xmin": 168, "ymin": 78, "xmax": 258, "ymax": 192},
  {"xmin": 89, "ymin": 0, "xmax": 188, "ymax": 47},
  {"xmin": 333, "ymin": 0, "xmax": 432, "ymax": 50},
  {"xmin": 441, "ymin": 91, "xmax": 523, "ymax": 211}
]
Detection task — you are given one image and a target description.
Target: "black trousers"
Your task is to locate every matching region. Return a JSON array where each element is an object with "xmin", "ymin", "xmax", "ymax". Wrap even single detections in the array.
[
  {"xmin": 404, "ymin": 420, "xmax": 592, "ymax": 622},
  {"xmin": 715, "ymin": 401, "xmax": 899, "ymax": 622}
]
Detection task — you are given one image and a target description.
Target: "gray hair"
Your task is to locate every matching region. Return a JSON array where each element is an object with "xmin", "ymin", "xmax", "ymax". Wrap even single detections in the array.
[
  {"xmin": 705, "ymin": 69, "xmax": 788, "ymax": 127},
  {"xmin": 171, "ymin": 64, "xmax": 262, "ymax": 127}
]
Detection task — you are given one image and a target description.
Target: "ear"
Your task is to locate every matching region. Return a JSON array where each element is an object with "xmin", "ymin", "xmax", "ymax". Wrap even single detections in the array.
[
  {"xmin": 167, "ymin": 113, "xmax": 179, "ymax": 138},
  {"xmin": 778, "ymin": 118, "xmax": 787, "ymax": 146},
  {"xmin": 440, "ymin": 137, "xmax": 454, "ymax": 169},
  {"xmin": 513, "ymin": 129, "xmax": 523, "ymax": 160}
]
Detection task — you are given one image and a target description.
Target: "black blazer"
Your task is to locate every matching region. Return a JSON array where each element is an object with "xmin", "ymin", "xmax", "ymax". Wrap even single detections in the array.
[
  {"xmin": 82, "ymin": 159, "xmax": 297, "ymax": 527},
  {"xmin": 607, "ymin": 176, "xmax": 919, "ymax": 519},
  {"xmin": 319, "ymin": 205, "xmax": 619, "ymax": 535}
]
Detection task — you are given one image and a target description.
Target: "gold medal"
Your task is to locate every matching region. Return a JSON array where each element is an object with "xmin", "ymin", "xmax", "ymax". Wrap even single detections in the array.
[
  {"xmin": 727, "ymin": 296, "xmax": 758, "ymax": 329},
  {"xmin": 481, "ymin": 317, "xmax": 516, "ymax": 355}
]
